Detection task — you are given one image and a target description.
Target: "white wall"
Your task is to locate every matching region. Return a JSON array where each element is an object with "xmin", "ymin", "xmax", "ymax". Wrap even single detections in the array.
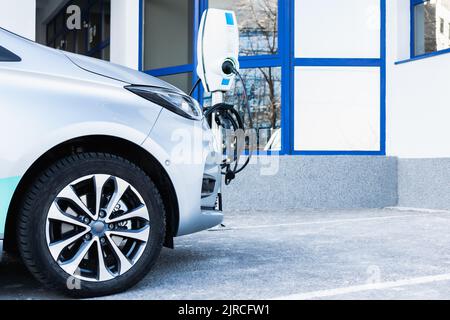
[
  {"xmin": 0, "ymin": 0, "xmax": 36, "ymax": 40},
  {"xmin": 386, "ymin": 0, "xmax": 450, "ymax": 158},
  {"xmin": 294, "ymin": 0, "xmax": 381, "ymax": 151},
  {"xmin": 294, "ymin": 67, "xmax": 380, "ymax": 151},
  {"xmin": 110, "ymin": 0, "xmax": 140, "ymax": 69},
  {"xmin": 295, "ymin": 0, "xmax": 380, "ymax": 58}
]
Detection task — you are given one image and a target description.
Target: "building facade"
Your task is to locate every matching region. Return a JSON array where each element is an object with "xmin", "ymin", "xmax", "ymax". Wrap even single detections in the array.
[{"xmin": 1, "ymin": 0, "xmax": 449, "ymax": 210}]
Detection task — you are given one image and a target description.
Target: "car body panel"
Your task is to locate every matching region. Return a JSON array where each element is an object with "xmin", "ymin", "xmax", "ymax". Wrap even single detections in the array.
[{"xmin": 63, "ymin": 51, "xmax": 182, "ymax": 91}]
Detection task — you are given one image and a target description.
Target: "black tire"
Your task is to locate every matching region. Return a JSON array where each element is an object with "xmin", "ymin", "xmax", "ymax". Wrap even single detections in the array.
[{"xmin": 17, "ymin": 152, "xmax": 166, "ymax": 298}]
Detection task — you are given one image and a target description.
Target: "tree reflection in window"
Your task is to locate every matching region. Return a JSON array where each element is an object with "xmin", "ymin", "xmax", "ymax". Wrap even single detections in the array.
[
  {"xmin": 207, "ymin": 0, "xmax": 281, "ymax": 151},
  {"xmin": 204, "ymin": 67, "xmax": 281, "ymax": 151},
  {"xmin": 209, "ymin": 0, "xmax": 278, "ymax": 56}
]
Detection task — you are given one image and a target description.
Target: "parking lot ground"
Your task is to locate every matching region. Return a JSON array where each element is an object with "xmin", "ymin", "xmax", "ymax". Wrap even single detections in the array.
[{"xmin": 2, "ymin": 208, "xmax": 450, "ymax": 300}]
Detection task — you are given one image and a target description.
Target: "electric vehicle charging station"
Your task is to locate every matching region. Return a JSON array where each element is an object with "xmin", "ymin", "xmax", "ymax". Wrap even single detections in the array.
[{"xmin": 196, "ymin": 9, "xmax": 239, "ymax": 97}]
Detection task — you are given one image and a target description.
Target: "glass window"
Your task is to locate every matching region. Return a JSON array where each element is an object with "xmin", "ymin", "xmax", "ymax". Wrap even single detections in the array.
[
  {"xmin": 40, "ymin": 0, "xmax": 110, "ymax": 59},
  {"xmin": 204, "ymin": 67, "xmax": 282, "ymax": 151},
  {"xmin": 88, "ymin": 1, "xmax": 102, "ymax": 51},
  {"xmin": 159, "ymin": 73, "xmax": 193, "ymax": 95},
  {"xmin": 55, "ymin": 11, "xmax": 65, "ymax": 36},
  {"xmin": 75, "ymin": 29, "xmax": 86, "ymax": 54},
  {"xmin": 47, "ymin": 21, "xmax": 55, "ymax": 44},
  {"xmin": 0, "ymin": 46, "xmax": 21, "ymax": 62},
  {"xmin": 55, "ymin": 34, "xmax": 64, "ymax": 50},
  {"xmin": 91, "ymin": 51, "xmax": 102, "ymax": 59},
  {"xmin": 209, "ymin": 0, "xmax": 278, "ymax": 56},
  {"xmin": 103, "ymin": 0, "xmax": 111, "ymax": 43},
  {"xmin": 414, "ymin": 0, "xmax": 450, "ymax": 56},
  {"xmin": 102, "ymin": 46, "xmax": 110, "ymax": 61},
  {"xmin": 65, "ymin": 32, "xmax": 76, "ymax": 52},
  {"xmin": 143, "ymin": 0, "xmax": 194, "ymax": 70}
]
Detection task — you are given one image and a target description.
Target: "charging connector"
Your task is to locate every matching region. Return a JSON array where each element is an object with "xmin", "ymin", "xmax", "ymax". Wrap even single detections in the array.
[{"xmin": 222, "ymin": 60, "xmax": 235, "ymax": 75}]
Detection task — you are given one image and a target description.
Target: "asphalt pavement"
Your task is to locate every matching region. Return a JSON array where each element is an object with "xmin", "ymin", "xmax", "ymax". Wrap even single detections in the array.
[{"xmin": 2, "ymin": 208, "xmax": 450, "ymax": 300}]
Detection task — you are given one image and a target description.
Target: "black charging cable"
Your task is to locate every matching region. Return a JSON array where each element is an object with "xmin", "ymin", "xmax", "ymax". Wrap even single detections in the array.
[
  {"xmin": 201, "ymin": 63, "xmax": 254, "ymax": 185},
  {"xmin": 230, "ymin": 65, "xmax": 253, "ymax": 175},
  {"xmin": 189, "ymin": 78, "xmax": 202, "ymax": 97}
]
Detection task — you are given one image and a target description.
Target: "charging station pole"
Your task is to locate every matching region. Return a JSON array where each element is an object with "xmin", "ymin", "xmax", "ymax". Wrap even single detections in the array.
[{"xmin": 211, "ymin": 92, "xmax": 224, "ymax": 157}]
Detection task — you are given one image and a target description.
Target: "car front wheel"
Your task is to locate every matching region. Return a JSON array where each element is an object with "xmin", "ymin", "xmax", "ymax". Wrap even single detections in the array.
[{"xmin": 17, "ymin": 152, "xmax": 166, "ymax": 297}]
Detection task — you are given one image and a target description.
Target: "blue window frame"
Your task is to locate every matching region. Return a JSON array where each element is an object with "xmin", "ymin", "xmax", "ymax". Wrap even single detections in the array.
[
  {"xmin": 139, "ymin": 0, "xmax": 386, "ymax": 156},
  {"xmin": 291, "ymin": 0, "xmax": 386, "ymax": 156},
  {"xmin": 410, "ymin": 0, "xmax": 450, "ymax": 59}
]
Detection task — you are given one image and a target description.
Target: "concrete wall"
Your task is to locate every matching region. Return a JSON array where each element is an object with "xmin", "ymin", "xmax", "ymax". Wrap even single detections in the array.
[
  {"xmin": 224, "ymin": 155, "xmax": 450, "ymax": 211},
  {"xmin": 0, "ymin": 0, "xmax": 36, "ymax": 40},
  {"xmin": 398, "ymin": 158, "xmax": 450, "ymax": 210},
  {"xmin": 224, "ymin": 156, "xmax": 398, "ymax": 210}
]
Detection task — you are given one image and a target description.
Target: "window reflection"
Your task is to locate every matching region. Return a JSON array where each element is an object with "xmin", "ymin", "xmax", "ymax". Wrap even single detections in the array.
[
  {"xmin": 414, "ymin": 0, "xmax": 450, "ymax": 56},
  {"xmin": 204, "ymin": 67, "xmax": 281, "ymax": 151},
  {"xmin": 209, "ymin": 0, "xmax": 278, "ymax": 56},
  {"xmin": 143, "ymin": 0, "xmax": 194, "ymax": 70},
  {"xmin": 88, "ymin": 1, "xmax": 102, "ymax": 51},
  {"xmin": 158, "ymin": 73, "xmax": 193, "ymax": 95},
  {"xmin": 42, "ymin": 0, "xmax": 110, "ymax": 60}
]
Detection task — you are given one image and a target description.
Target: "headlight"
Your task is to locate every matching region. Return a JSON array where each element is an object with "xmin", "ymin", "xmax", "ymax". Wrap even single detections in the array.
[{"xmin": 125, "ymin": 85, "xmax": 203, "ymax": 121}]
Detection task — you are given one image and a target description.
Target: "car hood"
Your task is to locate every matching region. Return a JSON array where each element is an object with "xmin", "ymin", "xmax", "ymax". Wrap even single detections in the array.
[{"xmin": 63, "ymin": 51, "xmax": 182, "ymax": 93}]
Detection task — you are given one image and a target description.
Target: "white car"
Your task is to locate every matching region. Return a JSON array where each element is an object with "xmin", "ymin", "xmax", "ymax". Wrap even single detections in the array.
[{"xmin": 0, "ymin": 28, "xmax": 223, "ymax": 297}]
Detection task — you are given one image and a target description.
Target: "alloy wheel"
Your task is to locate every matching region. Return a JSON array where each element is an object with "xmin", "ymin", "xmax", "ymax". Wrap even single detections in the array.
[{"xmin": 45, "ymin": 174, "xmax": 151, "ymax": 282}]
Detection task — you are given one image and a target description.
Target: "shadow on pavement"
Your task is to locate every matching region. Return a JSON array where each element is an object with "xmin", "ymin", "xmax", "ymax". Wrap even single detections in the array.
[
  {"xmin": 0, "ymin": 254, "xmax": 63, "ymax": 300},
  {"xmin": 0, "ymin": 247, "xmax": 209, "ymax": 300}
]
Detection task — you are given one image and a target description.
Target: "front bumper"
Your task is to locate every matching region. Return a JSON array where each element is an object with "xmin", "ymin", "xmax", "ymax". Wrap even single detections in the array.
[{"xmin": 193, "ymin": 209, "xmax": 223, "ymax": 233}]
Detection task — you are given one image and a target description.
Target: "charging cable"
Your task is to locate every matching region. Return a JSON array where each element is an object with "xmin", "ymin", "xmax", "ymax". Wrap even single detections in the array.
[{"xmin": 198, "ymin": 64, "xmax": 254, "ymax": 185}]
